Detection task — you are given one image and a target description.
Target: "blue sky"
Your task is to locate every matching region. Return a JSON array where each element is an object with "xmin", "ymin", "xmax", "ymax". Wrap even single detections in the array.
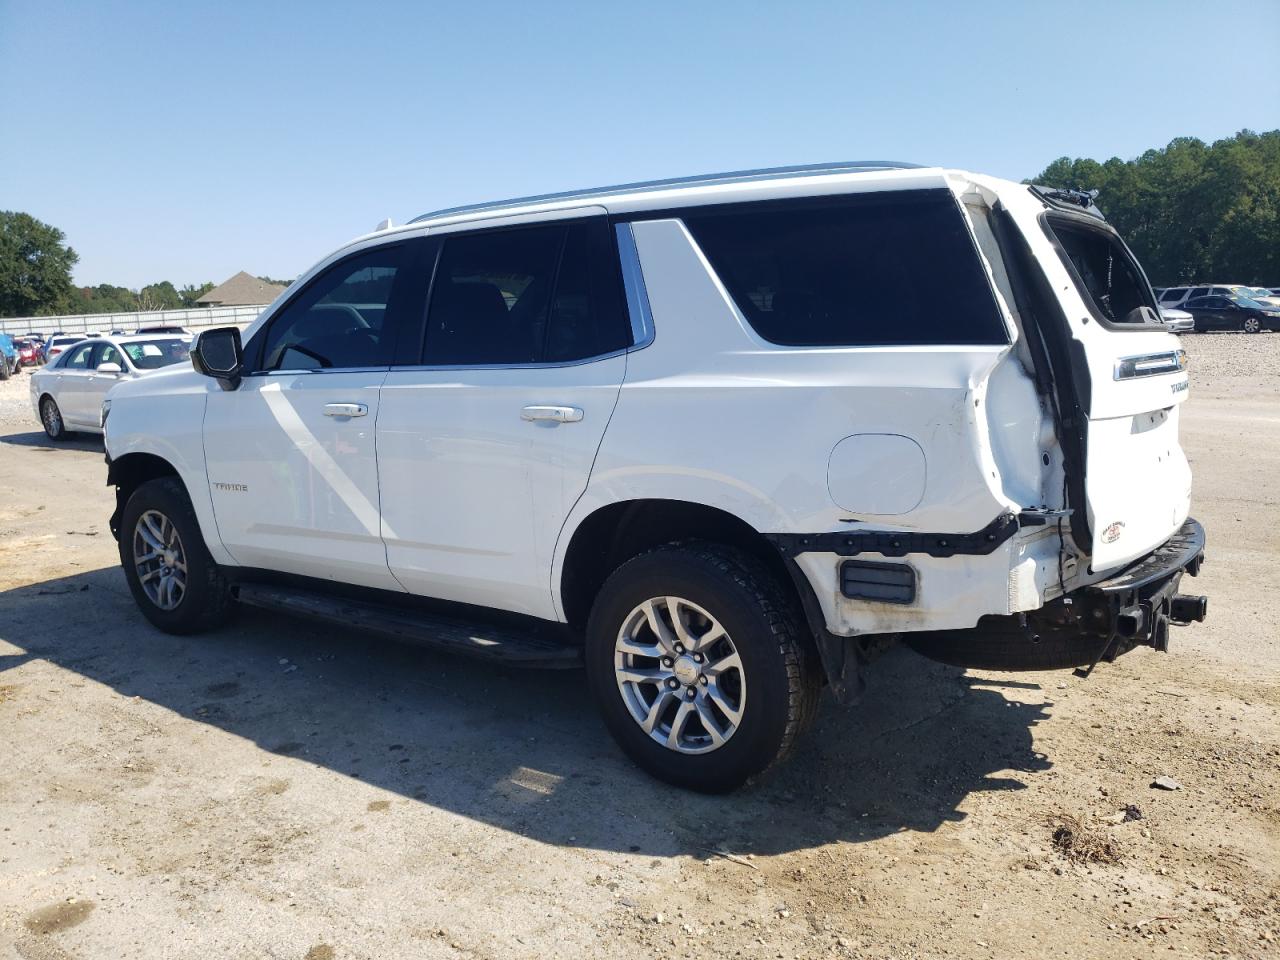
[{"xmin": 2, "ymin": 0, "xmax": 1277, "ymax": 289}]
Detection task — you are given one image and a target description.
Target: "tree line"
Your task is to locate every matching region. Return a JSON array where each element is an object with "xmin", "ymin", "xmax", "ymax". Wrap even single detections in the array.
[
  {"xmin": 3, "ymin": 129, "xmax": 1278, "ymax": 318},
  {"xmin": 1032, "ymin": 129, "xmax": 1279, "ymax": 286}
]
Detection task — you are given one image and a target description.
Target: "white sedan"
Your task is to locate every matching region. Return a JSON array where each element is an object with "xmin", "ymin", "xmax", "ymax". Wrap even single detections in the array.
[{"xmin": 30, "ymin": 334, "xmax": 191, "ymax": 439}]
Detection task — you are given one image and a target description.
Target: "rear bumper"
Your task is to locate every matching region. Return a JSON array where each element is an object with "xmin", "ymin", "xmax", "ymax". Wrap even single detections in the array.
[
  {"xmin": 893, "ymin": 518, "xmax": 1208, "ymax": 674},
  {"xmin": 1084, "ymin": 517, "xmax": 1207, "ymax": 649}
]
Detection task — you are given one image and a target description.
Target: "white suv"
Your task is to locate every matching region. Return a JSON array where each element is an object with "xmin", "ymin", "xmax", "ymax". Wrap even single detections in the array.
[{"xmin": 103, "ymin": 162, "xmax": 1208, "ymax": 791}]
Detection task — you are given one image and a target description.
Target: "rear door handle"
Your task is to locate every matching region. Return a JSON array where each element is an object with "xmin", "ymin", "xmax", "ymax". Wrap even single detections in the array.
[
  {"xmin": 323, "ymin": 402, "xmax": 368, "ymax": 418},
  {"xmin": 521, "ymin": 405, "xmax": 583, "ymax": 423}
]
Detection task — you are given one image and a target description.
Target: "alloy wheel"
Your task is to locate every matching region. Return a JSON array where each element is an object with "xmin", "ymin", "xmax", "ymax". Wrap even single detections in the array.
[
  {"xmin": 133, "ymin": 509, "xmax": 188, "ymax": 611},
  {"xmin": 613, "ymin": 596, "xmax": 746, "ymax": 754},
  {"xmin": 41, "ymin": 399, "xmax": 62, "ymax": 437}
]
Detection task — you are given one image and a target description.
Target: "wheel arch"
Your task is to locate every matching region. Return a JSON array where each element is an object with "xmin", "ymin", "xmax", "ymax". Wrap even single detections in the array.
[
  {"xmin": 557, "ymin": 496, "xmax": 827, "ymax": 655},
  {"xmin": 107, "ymin": 452, "xmax": 182, "ymax": 541}
]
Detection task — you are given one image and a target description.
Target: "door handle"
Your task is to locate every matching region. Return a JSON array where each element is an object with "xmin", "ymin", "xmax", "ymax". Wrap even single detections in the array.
[
  {"xmin": 521, "ymin": 405, "xmax": 583, "ymax": 423},
  {"xmin": 323, "ymin": 402, "xmax": 368, "ymax": 418}
]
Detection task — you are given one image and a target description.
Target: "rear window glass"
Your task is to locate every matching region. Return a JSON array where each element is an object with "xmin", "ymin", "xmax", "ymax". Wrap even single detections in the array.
[
  {"xmin": 1046, "ymin": 219, "xmax": 1157, "ymax": 325},
  {"xmin": 681, "ymin": 192, "xmax": 1007, "ymax": 347}
]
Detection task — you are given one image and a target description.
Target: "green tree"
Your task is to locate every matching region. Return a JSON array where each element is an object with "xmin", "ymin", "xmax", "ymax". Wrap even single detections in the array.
[
  {"xmin": 137, "ymin": 280, "xmax": 182, "ymax": 311},
  {"xmin": 1032, "ymin": 130, "xmax": 1280, "ymax": 285},
  {"xmin": 0, "ymin": 211, "xmax": 80, "ymax": 317},
  {"xmin": 178, "ymin": 281, "xmax": 214, "ymax": 307}
]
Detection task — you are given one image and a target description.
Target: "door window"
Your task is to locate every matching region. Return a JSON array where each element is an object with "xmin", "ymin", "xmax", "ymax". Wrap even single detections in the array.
[
  {"xmin": 62, "ymin": 343, "xmax": 94, "ymax": 368},
  {"xmin": 256, "ymin": 246, "xmax": 411, "ymax": 371},
  {"xmin": 421, "ymin": 219, "xmax": 630, "ymax": 365},
  {"xmin": 94, "ymin": 343, "xmax": 125, "ymax": 369},
  {"xmin": 1159, "ymin": 288, "xmax": 1185, "ymax": 303}
]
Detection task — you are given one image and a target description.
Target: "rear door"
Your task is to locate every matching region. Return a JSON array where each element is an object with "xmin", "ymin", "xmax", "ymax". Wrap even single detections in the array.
[
  {"xmin": 377, "ymin": 211, "xmax": 631, "ymax": 619},
  {"xmin": 1036, "ymin": 212, "xmax": 1192, "ymax": 572}
]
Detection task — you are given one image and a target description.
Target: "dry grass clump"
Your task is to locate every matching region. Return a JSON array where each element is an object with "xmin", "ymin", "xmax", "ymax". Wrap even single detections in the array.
[{"xmin": 1048, "ymin": 814, "xmax": 1122, "ymax": 864}]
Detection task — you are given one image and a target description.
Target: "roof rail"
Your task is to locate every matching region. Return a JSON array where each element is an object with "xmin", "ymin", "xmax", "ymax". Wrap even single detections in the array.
[{"xmin": 409, "ymin": 160, "xmax": 924, "ymax": 224}]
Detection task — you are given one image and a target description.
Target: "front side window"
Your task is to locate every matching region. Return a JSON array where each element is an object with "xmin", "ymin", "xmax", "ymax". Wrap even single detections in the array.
[
  {"xmin": 681, "ymin": 192, "xmax": 1007, "ymax": 346},
  {"xmin": 422, "ymin": 219, "xmax": 629, "ymax": 365},
  {"xmin": 63, "ymin": 343, "xmax": 94, "ymax": 368},
  {"xmin": 258, "ymin": 246, "xmax": 409, "ymax": 371},
  {"xmin": 94, "ymin": 343, "xmax": 125, "ymax": 369}
]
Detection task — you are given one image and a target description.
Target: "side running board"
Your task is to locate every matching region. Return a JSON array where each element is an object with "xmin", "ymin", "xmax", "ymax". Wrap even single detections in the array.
[{"xmin": 235, "ymin": 583, "xmax": 582, "ymax": 669}]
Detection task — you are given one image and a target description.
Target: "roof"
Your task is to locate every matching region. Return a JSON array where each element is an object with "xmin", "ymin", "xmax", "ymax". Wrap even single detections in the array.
[
  {"xmin": 407, "ymin": 160, "xmax": 932, "ymax": 228},
  {"xmin": 196, "ymin": 271, "xmax": 288, "ymax": 306}
]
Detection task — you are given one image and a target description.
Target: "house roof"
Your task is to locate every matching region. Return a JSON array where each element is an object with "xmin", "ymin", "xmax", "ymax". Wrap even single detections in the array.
[{"xmin": 196, "ymin": 271, "xmax": 288, "ymax": 306}]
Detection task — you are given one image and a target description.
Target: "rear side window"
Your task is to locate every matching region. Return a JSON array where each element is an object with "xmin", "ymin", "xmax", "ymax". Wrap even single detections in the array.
[
  {"xmin": 681, "ymin": 192, "xmax": 1007, "ymax": 346},
  {"xmin": 1045, "ymin": 218, "xmax": 1157, "ymax": 325},
  {"xmin": 1159, "ymin": 287, "xmax": 1186, "ymax": 303},
  {"xmin": 422, "ymin": 218, "xmax": 630, "ymax": 365}
]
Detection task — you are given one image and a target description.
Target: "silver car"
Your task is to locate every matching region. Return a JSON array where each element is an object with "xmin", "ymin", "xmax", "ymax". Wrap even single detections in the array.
[
  {"xmin": 30, "ymin": 334, "xmax": 191, "ymax": 439},
  {"xmin": 1159, "ymin": 307, "xmax": 1195, "ymax": 333}
]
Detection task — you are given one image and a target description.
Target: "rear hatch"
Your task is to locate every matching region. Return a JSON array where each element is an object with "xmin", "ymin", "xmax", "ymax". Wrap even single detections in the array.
[{"xmin": 1038, "ymin": 209, "xmax": 1192, "ymax": 572}]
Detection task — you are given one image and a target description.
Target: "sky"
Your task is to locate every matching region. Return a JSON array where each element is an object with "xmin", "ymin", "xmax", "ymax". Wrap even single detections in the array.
[{"xmin": 2, "ymin": 0, "xmax": 1277, "ymax": 290}]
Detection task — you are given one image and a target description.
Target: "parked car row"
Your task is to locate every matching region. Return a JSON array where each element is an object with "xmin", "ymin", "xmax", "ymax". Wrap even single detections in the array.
[
  {"xmin": 29, "ymin": 334, "xmax": 193, "ymax": 438},
  {"xmin": 1156, "ymin": 284, "xmax": 1280, "ymax": 333},
  {"xmin": 0, "ymin": 327, "xmax": 196, "ymax": 371}
]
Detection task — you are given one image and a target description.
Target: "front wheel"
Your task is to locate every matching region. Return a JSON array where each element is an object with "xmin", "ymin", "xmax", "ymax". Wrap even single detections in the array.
[
  {"xmin": 585, "ymin": 543, "xmax": 821, "ymax": 793},
  {"xmin": 119, "ymin": 477, "xmax": 233, "ymax": 634},
  {"xmin": 1242, "ymin": 316, "xmax": 1263, "ymax": 334}
]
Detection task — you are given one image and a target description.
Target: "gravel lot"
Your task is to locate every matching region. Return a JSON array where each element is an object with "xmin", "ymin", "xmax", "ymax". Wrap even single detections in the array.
[{"xmin": 0, "ymin": 334, "xmax": 1277, "ymax": 960}]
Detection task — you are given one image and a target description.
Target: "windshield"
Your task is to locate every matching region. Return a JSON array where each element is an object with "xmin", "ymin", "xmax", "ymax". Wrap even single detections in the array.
[
  {"xmin": 121, "ymin": 339, "xmax": 191, "ymax": 370},
  {"xmin": 1248, "ymin": 287, "xmax": 1273, "ymax": 298}
]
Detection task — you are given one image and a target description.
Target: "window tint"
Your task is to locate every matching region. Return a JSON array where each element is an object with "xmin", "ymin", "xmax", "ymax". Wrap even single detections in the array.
[
  {"xmin": 681, "ymin": 192, "xmax": 1006, "ymax": 346},
  {"xmin": 63, "ymin": 343, "xmax": 94, "ymax": 368},
  {"xmin": 1047, "ymin": 220, "xmax": 1156, "ymax": 324},
  {"xmin": 1188, "ymin": 286, "xmax": 1209, "ymax": 299},
  {"xmin": 422, "ymin": 219, "xmax": 629, "ymax": 365},
  {"xmin": 1159, "ymin": 288, "xmax": 1185, "ymax": 302},
  {"xmin": 94, "ymin": 343, "xmax": 124, "ymax": 369},
  {"xmin": 258, "ymin": 246, "xmax": 409, "ymax": 371}
]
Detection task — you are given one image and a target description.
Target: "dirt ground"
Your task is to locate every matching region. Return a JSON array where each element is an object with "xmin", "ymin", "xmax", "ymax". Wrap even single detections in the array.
[{"xmin": 0, "ymin": 335, "xmax": 1276, "ymax": 960}]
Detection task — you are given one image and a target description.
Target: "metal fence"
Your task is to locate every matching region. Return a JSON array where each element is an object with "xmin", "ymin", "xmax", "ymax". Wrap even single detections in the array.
[{"xmin": 0, "ymin": 304, "xmax": 268, "ymax": 336}]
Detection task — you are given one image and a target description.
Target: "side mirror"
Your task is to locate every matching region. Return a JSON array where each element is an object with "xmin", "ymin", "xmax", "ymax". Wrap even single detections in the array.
[
  {"xmin": 97, "ymin": 361, "xmax": 123, "ymax": 375},
  {"xmin": 192, "ymin": 326, "xmax": 244, "ymax": 389}
]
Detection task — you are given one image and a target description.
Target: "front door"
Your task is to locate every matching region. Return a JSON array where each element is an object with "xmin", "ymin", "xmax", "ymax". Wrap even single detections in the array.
[
  {"xmin": 54, "ymin": 341, "xmax": 100, "ymax": 427},
  {"xmin": 378, "ymin": 213, "xmax": 632, "ymax": 618},
  {"xmin": 203, "ymin": 241, "xmax": 427, "ymax": 590}
]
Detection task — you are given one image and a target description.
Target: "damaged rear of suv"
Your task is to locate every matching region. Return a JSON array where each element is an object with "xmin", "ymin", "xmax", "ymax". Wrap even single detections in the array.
[{"xmin": 104, "ymin": 161, "xmax": 1207, "ymax": 792}]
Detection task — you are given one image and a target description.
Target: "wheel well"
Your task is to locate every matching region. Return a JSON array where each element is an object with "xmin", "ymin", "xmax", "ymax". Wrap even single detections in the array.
[
  {"xmin": 107, "ymin": 453, "xmax": 180, "ymax": 539},
  {"xmin": 560, "ymin": 499, "xmax": 815, "ymax": 635}
]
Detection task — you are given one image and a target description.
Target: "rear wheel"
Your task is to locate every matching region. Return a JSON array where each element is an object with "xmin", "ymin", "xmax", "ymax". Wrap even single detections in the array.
[
  {"xmin": 40, "ymin": 396, "xmax": 65, "ymax": 439},
  {"xmin": 585, "ymin": 543, "xmax": 821, "ymax": 793},
  {"xmin": 0, "ymin": 358, "xmax": 9, "ymax": 381},
  {"xmin": 1242, "ymin": 316, "xmax": 1263, "ymax": 334},
  {"xmin": 119, "ymin": 477, "xmax": 233, "ymax": 634}
]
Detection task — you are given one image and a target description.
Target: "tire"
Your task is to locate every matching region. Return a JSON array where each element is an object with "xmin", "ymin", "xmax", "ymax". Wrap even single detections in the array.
[
  {"xmin": 585, "ymin": 543, "xmax": 821, "ymax": 793},
  {"xmin": 39, "ymin": 396, "xmax": 66, "ymax": 439},
  {"xmin": 1242, "ymin": 316, "xmax": 1263, "ymax": 334},
  {"xmin": 119, "ymin": 477, "xmax": 234, "ymax": 634},
  {"xmin": 0, "ymin": 358, "xmax": 9, "ymax": 381}
]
